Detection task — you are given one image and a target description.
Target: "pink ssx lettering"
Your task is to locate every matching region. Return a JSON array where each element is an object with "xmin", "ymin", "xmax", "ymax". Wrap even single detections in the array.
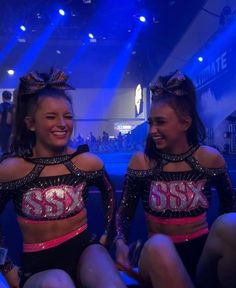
[
  {"xmin": 22, "ymin": 182, "xmax": 86, "ymax": 219},
  {"xmin": 149, "ymin": 180, "xmax": 208, "ymax": 211}
]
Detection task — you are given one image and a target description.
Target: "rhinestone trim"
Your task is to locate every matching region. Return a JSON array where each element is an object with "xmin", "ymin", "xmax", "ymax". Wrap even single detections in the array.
[
  {"xmin": 155, "ymin": 144, "xmax": 200, "ymax": 162},
  {"xmin": 22, "ymin": 144, "xmax": 89, "ymax": 165}
]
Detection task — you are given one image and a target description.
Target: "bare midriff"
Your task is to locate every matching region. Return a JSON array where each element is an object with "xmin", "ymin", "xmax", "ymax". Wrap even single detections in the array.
[
  {"xmin": 18, "ymin": 208, "xmax": 88, "ymax": 244},
  {"xmin": 146, "ymin": 213, "xmax": 208, "ymax": 242}
]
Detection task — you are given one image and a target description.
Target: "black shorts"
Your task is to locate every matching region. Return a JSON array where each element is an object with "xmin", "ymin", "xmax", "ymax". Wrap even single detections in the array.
[
  {"xmin": 19, "ymin": 229, "xmax": 99, "ymax": 287},
  {"xmin": 175, "ymin": 234, "xmax": 208, "ymax": 283}
]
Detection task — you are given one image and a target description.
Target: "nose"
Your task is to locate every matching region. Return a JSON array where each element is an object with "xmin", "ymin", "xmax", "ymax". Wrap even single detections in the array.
[
  {"xmin": 57, "ymin": 117, "xmax": 66, "ymax": 128},
  {"xmin": 149, "ymin": 124, "xmax": 158, "ymax": 134}
]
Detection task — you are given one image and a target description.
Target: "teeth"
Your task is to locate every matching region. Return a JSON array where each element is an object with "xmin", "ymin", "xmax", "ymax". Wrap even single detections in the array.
[
  {"xmin": 153, "ymin": 136, "xmax": 163, "ymax": 140},
  {"xmin": 53, "ymin": 131, "xmax": 66, "ymax": 135}
]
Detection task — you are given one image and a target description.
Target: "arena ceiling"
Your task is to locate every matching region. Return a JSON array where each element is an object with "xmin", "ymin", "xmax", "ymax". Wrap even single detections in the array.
[{"xmin": 0, "ymin": 0, "xmax": 206, "ymax": 88}]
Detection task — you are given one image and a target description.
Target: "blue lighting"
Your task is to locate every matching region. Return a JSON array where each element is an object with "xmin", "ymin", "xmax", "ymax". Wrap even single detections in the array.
[
  {"xmin": 103, "ymin": 25, "xmax": 142, "ymax": 89},
  {"xmin": 198, "ymin": 56, "xmax": 204, "ymax": 62},
  {"xmin": 14, "ymin": 14, "xmax": 62, "ymax": 77},
  {"xmin": 7, "ymin": 69, "xmax": 15, "ymax": 75},
  {"xmin": 0, "ymin": 31, "xmax": 25, "ymax": 66},
  {"xmin": 139, "ymin": 16, "xmax": 146, "ymax": 23},
  {"xmin": 59, "ymin": 9, "xmax": 65, "ymax": 16},
  {"xmin": 20, "ymin": 25, "xmax": 26, "ymax": 31},
  {"xmin": 88, "ymin": 33, "xmax": 94, "ymax": 39}
]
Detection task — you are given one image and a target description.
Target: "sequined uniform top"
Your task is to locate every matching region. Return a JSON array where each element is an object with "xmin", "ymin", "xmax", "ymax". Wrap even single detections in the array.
[
  {"xmin": 116, "ymin": 145, "xmax": 234, "ymax": 243},
  {"xmin": 0, "ymin": 145, "xmax": 115, "ymax": 272}
]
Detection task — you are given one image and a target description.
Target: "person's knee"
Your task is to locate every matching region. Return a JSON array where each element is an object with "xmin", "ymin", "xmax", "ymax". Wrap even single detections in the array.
[
  {"xmin": 211, "ymin": 213, "xmax": 236, "ymax": 246},
  {"xmin": 81, "ymin": 243, "xmax": 107, "ymax": 257},
  {"xmin": 141, "ymin": 234, "xmax": 174, "ymax": 263},
  {"xmin": 213, "ymin": 213, "xmax": 236, "ymax": 229},
  {"xmin": 143, "ymin": 234, "xmax": 172, "ymax": 252},
  {"xmin": 40, "ymin": 269, "xmax": 75, "ymax": 288}
]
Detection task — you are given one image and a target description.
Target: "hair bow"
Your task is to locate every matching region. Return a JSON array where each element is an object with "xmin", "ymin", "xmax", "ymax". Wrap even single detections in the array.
[
  {"xmin": 20, "ymin": 68, "xmax": 74, "ymax": 95},
  {"xmin": 150, "ymin": 70, "xmax": 187, "ymax": 99}
]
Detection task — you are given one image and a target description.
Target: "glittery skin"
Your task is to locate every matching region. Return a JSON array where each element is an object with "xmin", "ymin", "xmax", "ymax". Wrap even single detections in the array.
[
  {"xmin": 0, "ymin": 145, "xmax": 115, "ymax": 272},
  {"xmin": 116, "ymin": 145, "xmax": 235, "ymax": 242}
]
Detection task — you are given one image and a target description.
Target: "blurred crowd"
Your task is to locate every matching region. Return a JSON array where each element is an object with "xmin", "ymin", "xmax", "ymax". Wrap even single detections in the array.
[{"xmin": 69, "ymin": 130, "xmax": 144, "ymax": 153}]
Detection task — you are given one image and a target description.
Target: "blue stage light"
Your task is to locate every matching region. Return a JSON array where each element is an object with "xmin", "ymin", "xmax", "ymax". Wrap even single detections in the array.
[
  {"xmin": 139, "ymin": 16, "xmax": 146, "ymax": 22},
  {"xmin": 198, "ymin": 56, "xmax": 204, "ymax": 62},
  {"xmin": 88, "ymin": 33, "xmax": 94, "ymax": 39},
  {"xmin": 59, "ymin": 9, "xmax": 65, "ymax": 16},
  {"xmin": 20, "ymin": 25, "xmax": 26, "ymax": 31},
  {"xmin": 7, "ymin": 69, "xmax": 15, "ymax": 75}
]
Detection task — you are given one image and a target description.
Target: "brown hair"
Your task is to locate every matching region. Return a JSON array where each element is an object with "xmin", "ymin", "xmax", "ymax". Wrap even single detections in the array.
[{"xmin": 145, "ymin": 70, "xmax": 205, "ymax": 159}]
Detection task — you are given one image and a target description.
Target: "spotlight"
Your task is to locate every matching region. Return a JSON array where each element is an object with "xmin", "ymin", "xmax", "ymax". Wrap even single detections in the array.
[
  {"xmin": 88, "ymin": 33, "xmax": 94, "ymax": 39},
  {"xmin": 59, "ymin": 9, "xmax": 65, "ymax": 16},
  {"xmin": 198, "ymin": 56, "xmax": 204, "ymax": 62},
  {"xmin": 7, "ymin": 69, "xmax": 15, "ymax": 75},
  {"xmin": 139, "ymin": 16, "xmax": 146, "ymax": 23},
  {"xmin": 20, "ymin": 25, "xmax": 26, "ymax": 31}
]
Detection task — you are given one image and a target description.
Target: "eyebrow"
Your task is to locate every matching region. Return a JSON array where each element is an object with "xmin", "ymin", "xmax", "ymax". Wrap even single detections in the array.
[
  {"xmin": 44, "ymin": 112, "xmax": 73, "ymax": 115},
  {"xmin": 148, "ymin": 116, "xmax": 166, "ymax": 121}
]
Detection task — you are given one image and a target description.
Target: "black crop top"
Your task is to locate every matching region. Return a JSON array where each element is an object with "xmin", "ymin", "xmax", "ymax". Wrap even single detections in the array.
[
  {"xmin": 116, "ymin": 145, "xmax": 235, "ymax": 242},
  {"xmin": 0, "ymin": 145, "xmax": 115, "ymax": 273}
]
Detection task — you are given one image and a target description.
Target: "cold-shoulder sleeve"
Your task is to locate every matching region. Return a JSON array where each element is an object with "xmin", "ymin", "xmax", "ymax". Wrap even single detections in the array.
[
  {"xmin": 116, "ymin": 168, "xmax": 143, "ymax": 243},
  {"xmin": 88, "ymin": 168, "xmax": 116, "ymax": 241},
  {"xmin": 210, "ymin": 166, "xmax": 235, "ymax": 214},
  {"xmin": 0, "ymin": 182, "xmax": 15, "ymax": 274}
]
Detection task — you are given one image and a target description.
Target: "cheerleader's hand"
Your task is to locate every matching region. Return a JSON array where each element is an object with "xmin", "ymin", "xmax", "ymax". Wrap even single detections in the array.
[
  {"xmin": 116, "ymin": 239, "xmax": 131, "ymax": 270},
  {"xmin": 4, "ymin": 266, "xmax": 20, "ymax": 288},
  {"xmin": 99, "ymin": 233, "xmax": 108, "ymax": 246}
]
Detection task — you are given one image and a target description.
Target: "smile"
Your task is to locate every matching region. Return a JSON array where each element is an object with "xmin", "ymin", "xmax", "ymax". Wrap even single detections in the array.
[
  {"xmin": 52, "ymin": 131, "xmax": 67, "ymax": 136},
  {"xmin": 152, "ymin": 136, "xmax": 164, "ymax": 141}
]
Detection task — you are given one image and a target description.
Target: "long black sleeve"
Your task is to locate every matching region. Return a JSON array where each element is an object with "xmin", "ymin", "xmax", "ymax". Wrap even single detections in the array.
[
  {"xmin": 89, "ymin": 168, "xmax": 116, "ymax": 242},
  {"xmin": 211, "ymin": 169, "xmax": 235, "ymax": 214},
  {"xmin": 116, "ymin": 171, "xmax": 142, "ymax": 243},
  {"xmin": 0, "ymin": 184, "xmax": 14, "ymax": 274}
]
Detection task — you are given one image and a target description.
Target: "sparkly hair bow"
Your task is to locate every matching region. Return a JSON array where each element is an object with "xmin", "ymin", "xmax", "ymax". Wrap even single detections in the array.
[
  {"xmin": 150, "ymin": 70, "xmax": 187, "ymax": 100},
  {"xmin": 20, "ymin": 68, "xmax": 74, "ymax": 95}
]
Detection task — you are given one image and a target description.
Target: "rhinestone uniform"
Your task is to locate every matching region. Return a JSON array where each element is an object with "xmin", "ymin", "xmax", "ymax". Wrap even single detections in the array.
[
  {"xmin": 0, "ymin": 144, "xmax": 115, "ymax": 272},
  {"xmin": 116, "ymin": 145, "xmax": 235, "ymax": 242}
]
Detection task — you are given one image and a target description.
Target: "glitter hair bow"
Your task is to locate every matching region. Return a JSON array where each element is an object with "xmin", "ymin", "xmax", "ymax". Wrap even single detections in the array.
[
  {"xmin": 20, "ymin": 68, "xmax": 74, "ymax": 95},
  {"xmin": 150, "ymin": 70, "xmax": 187, "ymax": 99}
]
